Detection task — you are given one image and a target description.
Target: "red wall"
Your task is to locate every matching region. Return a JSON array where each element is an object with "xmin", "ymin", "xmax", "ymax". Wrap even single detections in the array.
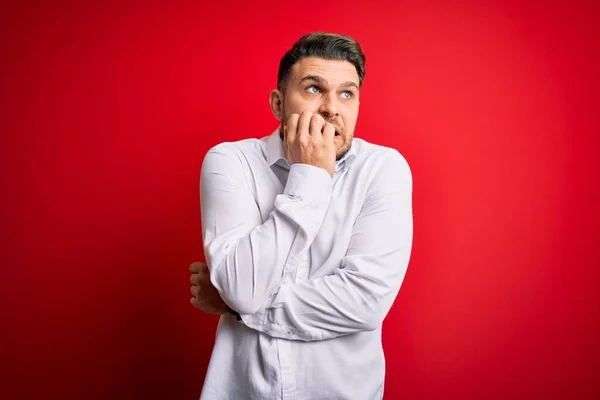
[{"xmin": 1, "ymin": 1, "xmax": 598, "ymax": 399}]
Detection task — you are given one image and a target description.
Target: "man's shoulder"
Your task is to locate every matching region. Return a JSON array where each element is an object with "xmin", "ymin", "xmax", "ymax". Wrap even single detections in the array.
[
  {"xmin": 352, "ymin": 138, "xmax": 412, "ymax": 192},
  {"xmin": 353, "ymin": 138, "xmax": 409, "ymax": 169},
  {"xmin": 207, "ymin": 136, "xmax": 267, "ymax": 158},
  {"xmin": 201, "ymin": 135, "xmax": 270, "ymax": 176}
]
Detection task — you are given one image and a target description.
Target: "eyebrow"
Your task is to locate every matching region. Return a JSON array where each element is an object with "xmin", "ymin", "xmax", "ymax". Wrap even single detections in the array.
[{"xmin": 299, "ymin": 75, "xmax": 359, "ymax": 90}]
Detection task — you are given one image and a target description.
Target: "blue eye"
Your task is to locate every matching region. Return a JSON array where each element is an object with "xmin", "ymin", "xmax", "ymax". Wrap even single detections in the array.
[
  {"xmin": 307, "ymin": 86, "xmax": 320, "ymax": 94},
  {"xmin": 341, "ymin": 91, "xmax": 353, "ymax": 99}
]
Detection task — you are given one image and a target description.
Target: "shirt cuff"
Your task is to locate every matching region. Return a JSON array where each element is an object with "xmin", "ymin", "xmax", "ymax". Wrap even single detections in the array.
[{"xmin": 284, "ymin": 163, "xmax": 333, "ymax": 205}]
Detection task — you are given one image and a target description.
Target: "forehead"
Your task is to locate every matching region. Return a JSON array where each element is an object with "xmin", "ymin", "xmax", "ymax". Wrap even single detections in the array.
[{"xmin": 290, "ymin": 57, "xmax": 359, "ymax": 86}]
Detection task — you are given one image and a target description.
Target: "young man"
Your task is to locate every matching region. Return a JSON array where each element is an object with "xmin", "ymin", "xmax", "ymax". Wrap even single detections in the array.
[{"xmin": 190, "ymin": 32, "xmax": 413, "ymax": 400}]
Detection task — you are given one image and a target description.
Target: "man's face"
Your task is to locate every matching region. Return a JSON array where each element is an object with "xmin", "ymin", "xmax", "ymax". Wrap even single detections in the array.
[{"xmin": 277, "ymin": 57, "xmax": 360, "ymax": 160}]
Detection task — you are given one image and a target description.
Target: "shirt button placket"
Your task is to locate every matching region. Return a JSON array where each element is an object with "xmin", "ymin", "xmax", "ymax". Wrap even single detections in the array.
[{"xmin": 277, "ymin": 338, "xmax": 296, "ymax": 399}]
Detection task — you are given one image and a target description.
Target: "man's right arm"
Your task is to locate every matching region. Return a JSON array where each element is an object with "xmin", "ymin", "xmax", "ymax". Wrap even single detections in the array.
[{"xmin": 200, "ymin": 144, "xmax": 332, "ymax": 315}]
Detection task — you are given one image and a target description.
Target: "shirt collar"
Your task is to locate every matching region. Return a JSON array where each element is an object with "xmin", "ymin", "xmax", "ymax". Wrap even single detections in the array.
[
  {"xmin": 266, "ymin": 126, "xmax": 358, "ymax": 170},
  {"xmin": 266, "ymin": 127, "xmax": 286, "ymax": 166},
  {"xmin": 336, "ymin": 139, "xmax": 357, "ymax": 171}
]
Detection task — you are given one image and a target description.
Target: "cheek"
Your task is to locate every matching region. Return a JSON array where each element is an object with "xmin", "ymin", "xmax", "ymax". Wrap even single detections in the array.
[
  {"xmin": 286, "ymin": 93, "xmax": 324, "ymax": 115},
  {"xmin": 286, "ymin": 94, "xmax": 310, "ymax": 110},
  {"xmin": 341, "ymin": 111, "xmax": 357, "ymax": 130}
]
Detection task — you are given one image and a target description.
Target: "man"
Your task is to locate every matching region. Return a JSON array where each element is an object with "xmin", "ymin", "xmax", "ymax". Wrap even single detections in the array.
[{"xmin": 189, "ymin": 32, "xmax": 413, "ymax": 399}]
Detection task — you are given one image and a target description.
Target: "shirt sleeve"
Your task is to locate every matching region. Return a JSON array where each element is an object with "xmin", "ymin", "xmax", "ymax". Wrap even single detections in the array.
[
  {"xmin": 200, "ymin": 144, "xmax": 333, "ymax": 315},
  {"xmin": 240, "ymin": 149, "xmax": 413, "ymax": 341}
]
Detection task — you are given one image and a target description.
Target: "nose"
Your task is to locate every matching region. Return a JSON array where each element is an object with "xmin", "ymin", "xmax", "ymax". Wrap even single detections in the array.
[{"xmin": 318, "ymin": 93, "xmax": 339, "ymax": 120}]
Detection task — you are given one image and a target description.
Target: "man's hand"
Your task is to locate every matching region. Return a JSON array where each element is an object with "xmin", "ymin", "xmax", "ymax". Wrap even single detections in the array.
[
  {"xmin": 189, "ymin": 261, "xmax": 227, "ymax": 315},
  {"xmin": 284, "ymin": 111, "xmax": 336, "ymax": 177}
]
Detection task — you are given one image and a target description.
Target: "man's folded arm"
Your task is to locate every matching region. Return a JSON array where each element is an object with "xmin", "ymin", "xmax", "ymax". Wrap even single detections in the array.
[
  {"xmin": 201, "ymin": 144, "xmax": 332, "ymax": 315},
  {"xmin": 240, "ymin": 150, "xmax": 413, "ymax": 341}
]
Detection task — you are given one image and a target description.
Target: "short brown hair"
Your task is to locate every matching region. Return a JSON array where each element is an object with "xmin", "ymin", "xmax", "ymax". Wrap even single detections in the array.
[{"xmin": 277, "ymin": 32, "xmax": 366, "ymax": 92}]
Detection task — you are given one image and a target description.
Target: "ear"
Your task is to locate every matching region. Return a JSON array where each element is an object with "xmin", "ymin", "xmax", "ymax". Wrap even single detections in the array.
[{"xmin": 269, "ymin": 89, "xmax": 283, "ymax": 121}]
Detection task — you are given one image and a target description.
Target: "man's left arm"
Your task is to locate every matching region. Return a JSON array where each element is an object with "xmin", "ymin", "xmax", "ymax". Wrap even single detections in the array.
[{"xmin": 240, "ymin": 149, "xmax": 413, "ymax": 341}]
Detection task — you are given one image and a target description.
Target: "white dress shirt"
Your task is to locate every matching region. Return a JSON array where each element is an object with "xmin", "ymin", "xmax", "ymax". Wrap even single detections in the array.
[{"xmin": 199, "ymin": 128, "xmax": 413, "ymax": 400}]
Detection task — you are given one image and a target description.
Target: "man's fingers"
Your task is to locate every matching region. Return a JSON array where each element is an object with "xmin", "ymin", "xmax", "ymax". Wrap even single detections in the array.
[
  {"xmin": 190, "ymin": 262, "xmax": 210, "ymax": 278},
  {"xmin": 189, "ymin": 270, "xmax": 209, "ymax": 285},
  {"xmin": 189, "ymin": 261, "xmax": 206, "ymax": 273},
  {"xmin": 190, "ymin": 285, "xmax": 199, "ymax": 297},
  {"xmin": 296, "ymin": 111, "xmax": 313, "ymax": 141},
  {"xmin": 322, "ymin": 122, "xmax": 335, "ymax": 142},
  {"xmin": 309, "ymin": 114, "xmax": 325, "ymax": 136}
]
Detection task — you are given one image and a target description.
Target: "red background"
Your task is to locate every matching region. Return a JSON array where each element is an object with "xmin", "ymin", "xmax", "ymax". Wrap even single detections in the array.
[{"xmin": 1, "ymin": 1, "xmax": 599, "ymax": 399}]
